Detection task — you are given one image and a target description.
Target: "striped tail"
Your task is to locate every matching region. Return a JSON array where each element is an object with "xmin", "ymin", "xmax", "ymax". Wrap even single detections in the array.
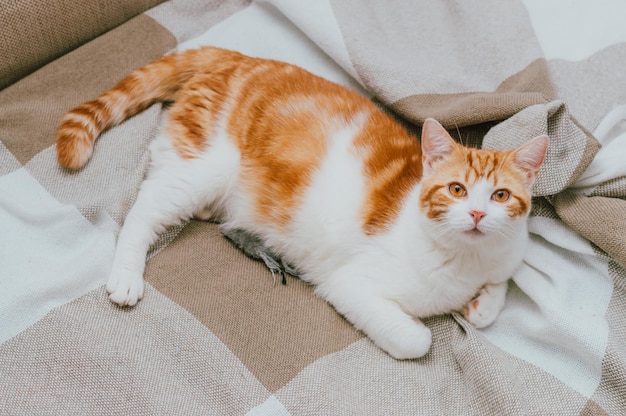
[{"xmin": 56, "ymin": 48, "xmax": 209, "ymax": 169}]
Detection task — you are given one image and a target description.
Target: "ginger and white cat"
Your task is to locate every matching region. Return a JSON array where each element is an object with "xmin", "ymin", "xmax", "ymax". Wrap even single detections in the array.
[{"xmin": 57, "ymin": 46, "xmax": 548, "ymax": 359}]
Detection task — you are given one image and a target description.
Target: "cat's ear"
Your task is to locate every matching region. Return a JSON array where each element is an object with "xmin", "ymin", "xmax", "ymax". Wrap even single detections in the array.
[
  {"xmin": 511, "ymin": 135, "xmax": 549, "ymax": 187},
  {"xmin": 421, "ymin": 118, "xmax": 458, "ymax": 175}
]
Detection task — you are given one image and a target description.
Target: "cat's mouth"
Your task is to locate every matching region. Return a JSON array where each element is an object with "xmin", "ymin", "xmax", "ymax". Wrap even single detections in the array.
[{"xmin": 464, "ymin": 228, "xmax": 484, "ymax": 237}]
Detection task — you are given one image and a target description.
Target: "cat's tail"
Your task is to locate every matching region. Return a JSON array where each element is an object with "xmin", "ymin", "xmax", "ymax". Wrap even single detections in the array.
[{"xmin": 56, "ymin": 48, "xmax": 211, "ymax": 169}]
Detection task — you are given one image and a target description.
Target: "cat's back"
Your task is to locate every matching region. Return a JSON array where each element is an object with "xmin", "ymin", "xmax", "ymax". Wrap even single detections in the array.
[{"xmin": 218, "ymin": 57, "xmax": 423, "ymax": 238}]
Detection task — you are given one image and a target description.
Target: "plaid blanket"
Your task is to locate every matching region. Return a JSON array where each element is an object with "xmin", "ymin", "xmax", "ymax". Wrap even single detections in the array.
[{"xmin": 2, "ymin": 0, "xmax": 626, "ymax": 414}]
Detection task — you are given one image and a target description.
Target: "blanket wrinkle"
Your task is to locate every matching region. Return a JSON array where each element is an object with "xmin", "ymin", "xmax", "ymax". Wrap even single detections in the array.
[{"xmin": 554, "ymin": 190, "xmax": 626, "ymax": 271}]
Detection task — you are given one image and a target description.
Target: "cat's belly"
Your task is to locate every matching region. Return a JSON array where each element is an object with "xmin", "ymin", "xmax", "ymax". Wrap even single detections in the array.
[
  {"xmin": 219, "ymin": 186, "xmax": 360, "ymax": 276},
  {"xmin": 220, "ymin": 124, "xmax": 371, "ymax": 277}
]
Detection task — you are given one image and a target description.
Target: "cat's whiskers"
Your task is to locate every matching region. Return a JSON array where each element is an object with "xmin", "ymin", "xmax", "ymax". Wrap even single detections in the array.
[
  {"xmin": 426, "ymin": 220, "xmax": 459, "ymax": 244},
  {"xmin": 481, "ymin": 221, "xmax": 517, "ymax": 241},
  {"xmin": 454, "ymin": 122, "xmax": 464, "ymax": 146}
]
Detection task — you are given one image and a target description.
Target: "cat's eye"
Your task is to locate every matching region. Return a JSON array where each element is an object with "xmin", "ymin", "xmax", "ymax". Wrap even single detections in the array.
[
  {"xmin": 448, "ymin": 183, "xmax": 467, "ymax": 198},
  {"xmin": 492, "ymin": 189, "xmax": 510, "ymax": 202}
]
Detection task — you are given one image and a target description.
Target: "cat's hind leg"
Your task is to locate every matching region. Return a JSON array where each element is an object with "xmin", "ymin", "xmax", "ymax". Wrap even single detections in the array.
[
  {"xmin": 106, "ymin": 170, "xmax": 196, "ymax": 306},
  {"xmin": 107, "ymin": 133, "xmax": 239, "ymax": 306},
  {"xmin": 315, "ymin": 266, "xmax": 432, "ymax": 360}
]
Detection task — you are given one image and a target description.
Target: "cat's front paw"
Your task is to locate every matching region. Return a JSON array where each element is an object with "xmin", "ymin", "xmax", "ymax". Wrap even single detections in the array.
[
  {"xmin": 463, "ymin": 285, "xmax": 506, "ymax": 329},
  {"xmin": 378, "ymin": 322, "xmax": 432, "ymax": 360},
  {"xmin": 106, "ymin": 268, "xmax": 144, "ymax": 307}
]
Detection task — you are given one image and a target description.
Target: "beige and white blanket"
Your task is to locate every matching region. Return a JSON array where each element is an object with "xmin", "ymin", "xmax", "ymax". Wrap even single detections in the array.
[{"xmin": 2, "ymin": 0, "xmax": 626, "ymax": 414}]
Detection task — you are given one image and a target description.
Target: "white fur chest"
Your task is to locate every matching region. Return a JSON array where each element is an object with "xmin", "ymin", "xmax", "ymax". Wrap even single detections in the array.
[
  {"xmin": 381, "ymin": 221, "xmax": 526, "ymax": 319},
  {"xmin": 395, "ymin": 249, "xmax": 487, "ymax": 317}
]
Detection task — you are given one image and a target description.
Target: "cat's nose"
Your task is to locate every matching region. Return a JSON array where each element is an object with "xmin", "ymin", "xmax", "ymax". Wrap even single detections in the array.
[{"xmin": 469, "ymin": 210, "xmax": 486, "ymax": 225}]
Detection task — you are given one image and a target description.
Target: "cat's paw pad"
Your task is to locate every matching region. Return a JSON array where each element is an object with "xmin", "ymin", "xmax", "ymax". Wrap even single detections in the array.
[
  {"xmin": 106, "ymin": 269, "xmax": 144, "ymax": 307},
  {"xmin": 463, "ymin": 287, "xmax": 504, "ymax": 329},
  {"xmin": 380, "ymin": 323, "xmax": 432, "ymax": 360}
]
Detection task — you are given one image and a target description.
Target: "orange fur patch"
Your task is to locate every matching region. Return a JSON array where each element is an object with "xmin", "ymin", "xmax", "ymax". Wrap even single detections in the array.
[
  {"xmin": 56, "ymin": 46, "xmax": 426, "ymax": 232},
  {"xmin": 226, "ymin": 59, "xmax": 371, "ymax": 227},
  {"xmin": 203, "ymin": 53, "xmax": 423, "ymax": 231},
  {"xmin": 56, "ymin": 48, "xmax": 215, "ymax": 169},
  {"xmin": 354, "ymin": 111, "xmax": 422, "ymax": 234}
]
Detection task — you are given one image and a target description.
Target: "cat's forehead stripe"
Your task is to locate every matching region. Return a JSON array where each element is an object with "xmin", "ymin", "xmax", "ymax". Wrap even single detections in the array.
[{"xmin": 464, "ymin": 149, "xmax": 503, "ymax": 184}]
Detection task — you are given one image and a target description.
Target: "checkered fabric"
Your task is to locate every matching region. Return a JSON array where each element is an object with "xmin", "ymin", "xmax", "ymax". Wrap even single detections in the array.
[{"xmin": 2, "ymin": 1, "xmax": 626, "ymax": 414}]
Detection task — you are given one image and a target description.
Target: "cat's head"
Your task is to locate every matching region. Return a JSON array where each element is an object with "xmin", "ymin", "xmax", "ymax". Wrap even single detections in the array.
[{"xmin": 418, "ymin": 118, "xmax": 548, "ymax": 245}]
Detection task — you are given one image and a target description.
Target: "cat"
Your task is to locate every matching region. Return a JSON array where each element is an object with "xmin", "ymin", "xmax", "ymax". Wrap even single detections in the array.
[{"xmin": 56, "ymin": 46, "xmax": 548, "ymax": 360}]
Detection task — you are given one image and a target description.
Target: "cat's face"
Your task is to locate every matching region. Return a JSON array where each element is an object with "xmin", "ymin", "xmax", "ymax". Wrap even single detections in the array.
[
  {"xmin": 419, "ymin": 148, "xmax": 531, "ymax": 243},
  {"xmin": 417, "ymin": 119, "xmax": 548, "ymax": 244}
]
